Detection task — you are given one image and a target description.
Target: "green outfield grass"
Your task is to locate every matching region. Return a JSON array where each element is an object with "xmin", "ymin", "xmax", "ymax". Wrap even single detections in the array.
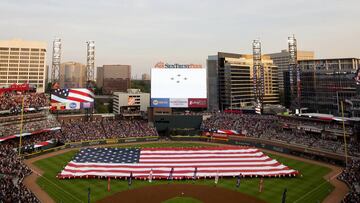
[{"xmin": 34, "ymin": 142, "xmax": 334, "ymax": 203}]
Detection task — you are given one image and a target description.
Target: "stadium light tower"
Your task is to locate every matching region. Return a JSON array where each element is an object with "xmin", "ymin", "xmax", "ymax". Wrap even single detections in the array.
[
  {"xmin": 86, "ymin": 40, "xmax": 95, "ymax": 84},
  {"xmin": 252, "ymin": 39, "xmax": 264, "ymax": 114},
  {"xmin": 51, "ymin": 38, "xmax": 62, "ymax": 82},
  {"xmin": 288, "ymin": 35, "xmax": 301, "ymax": 111}
]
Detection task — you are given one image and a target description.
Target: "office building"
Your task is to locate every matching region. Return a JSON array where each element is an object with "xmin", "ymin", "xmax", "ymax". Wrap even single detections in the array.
[
  {"xmin": 59, "ymin": 61, "xmax": 87, "ymax": 88},
  {"xmin": 267, "ymin": 50, "xmax": 314, "ymax": 104},
  {"xmin": 97, "ymin": 65, "xmax": 131, "ymax": 94},
  {"xmin": 0, "ymin": 39, "xmax": 47, "ymax": 92},
  {"xmin": 113, "ymin": 89, "xmax": 150, "ymax": 115},
  {"xmin": 207, "ymin": 52, "xmax": 280, "ymax": 111},
  {"xmin": 284, "ymin": 58, "xmax": 360, "ymax": 116}
]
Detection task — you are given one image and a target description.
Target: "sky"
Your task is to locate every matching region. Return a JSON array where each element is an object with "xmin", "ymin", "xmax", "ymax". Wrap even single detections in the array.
[{"xmin": 1, "ymin": 0, "xmax": 359, "ymax": 78}]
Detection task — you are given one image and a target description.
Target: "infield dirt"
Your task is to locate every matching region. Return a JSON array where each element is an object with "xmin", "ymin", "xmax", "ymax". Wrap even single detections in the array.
[{"xmin": 97, "ymin": 184, "xmax": 266, "ymax": 203}]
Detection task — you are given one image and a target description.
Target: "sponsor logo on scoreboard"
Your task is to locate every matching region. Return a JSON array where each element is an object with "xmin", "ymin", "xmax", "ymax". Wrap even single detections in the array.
[
  {"xmin": 170, "ymin": 98, "xmax": 188, "ymax": 108},
  {"xmin": 151, "ymin": 98, "xmax": 170, "ymax": 107},
  {"xmin": 154, "ymin": 61, "xmax": 202, "ymax": 69},
  {"xmin": 188, "ymin": 98, "xmax": 207, "ymax": 108}
]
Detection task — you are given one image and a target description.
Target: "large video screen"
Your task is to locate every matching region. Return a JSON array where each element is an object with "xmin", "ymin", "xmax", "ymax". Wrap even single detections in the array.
[
  {"xmin": 150, "ymin": 62, "xmax": 207, "ymax": 108},
  {"xmin": 50, "ymin": 88, "xmax": 94, "ymax": 110}
]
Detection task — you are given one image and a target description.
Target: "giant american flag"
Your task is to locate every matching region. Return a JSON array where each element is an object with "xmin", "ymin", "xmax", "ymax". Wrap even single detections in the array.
[
  {"xmin": 51, "ymin": 88, "xmax": 94, "ymax": 103},
  {"xmin": 58, "ymin": 146, "xmax": 299, "ymax": 179}
]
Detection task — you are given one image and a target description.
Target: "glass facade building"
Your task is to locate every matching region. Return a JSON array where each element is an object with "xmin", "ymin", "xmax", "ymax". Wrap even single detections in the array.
[
  {"xmin": 207, "ymin": 52, "xmax": 280, "ymax": 111},
  {"xmin": 284, "ymin": 58, "xmax": 360, "ymax": 116}
]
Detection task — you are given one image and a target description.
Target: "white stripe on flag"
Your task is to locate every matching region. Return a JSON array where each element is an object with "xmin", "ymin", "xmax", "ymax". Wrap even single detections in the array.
[{"xmin": 51, "ymin": 95, "xmax": 69, "ymax": 103}]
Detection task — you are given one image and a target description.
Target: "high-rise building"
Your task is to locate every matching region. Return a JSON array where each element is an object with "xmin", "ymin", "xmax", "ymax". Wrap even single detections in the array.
[
  {"xmin": 207, "ymin": 52, "xmax": 280, "ymax": 111},
  {"xmin": 267, "ymin": 50, "xmax": 314, "ymax": 104},
  {"xmin": 284, "ymin": 58, "xmax": 360, "ymax": 116},
  {"xmin": 0, "ymin": 39, "xmax": 47, "ymax": 92},
  {"xmin": 97, "ymin": 65, "xmax": 131, "ymax": 94},
  {"xmin": 59, "ymin": 61, "xmax": 87, "ymax": 88}
]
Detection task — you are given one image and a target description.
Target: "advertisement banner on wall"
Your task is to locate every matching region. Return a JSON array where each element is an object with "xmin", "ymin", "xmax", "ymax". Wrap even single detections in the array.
[
  {"xmin": 81, "ymin": 102, "xmax": 93, "ymax": 109},
  {"xmin": 188, "ymin": 98, "xmax": 207, "ymax": 108},
  {"xmin": 66, "ymin": 102, "xmax": 81, "ymax": 110},
  {"xmin": 170, "ymin": 98, "xmax": 188, "ymax": 108},
  {"xmin": 128, "ymin": 96, "xmax": 136, "ymax": 105},
  {"xmin": 51, "ymin": 88, "xmax": 94, "ymax": 110},
  {"xmin": 151, "ymin": 98, "xmax": 170, "ymax": 107}
]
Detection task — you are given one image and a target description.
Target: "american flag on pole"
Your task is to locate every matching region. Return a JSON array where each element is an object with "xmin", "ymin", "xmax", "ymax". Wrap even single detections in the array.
[
  {"xmin": 51, "ymin": 88, "xmax": 94, "ymax": 103},
  {"xmin": 58, "ymin": 147, "xmax": 299, "ymax": 179}
]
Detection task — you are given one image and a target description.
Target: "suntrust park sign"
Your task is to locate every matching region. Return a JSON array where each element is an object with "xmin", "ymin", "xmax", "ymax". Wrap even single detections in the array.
[{"xmin": 154, "ymin": 61, "xmax": 202, "ymax": 69}]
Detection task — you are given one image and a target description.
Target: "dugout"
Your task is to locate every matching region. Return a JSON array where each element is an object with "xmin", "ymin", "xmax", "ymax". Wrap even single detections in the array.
[{"xmin": 153, "ymin": 115, "xmax": 203, "ymax": 136}]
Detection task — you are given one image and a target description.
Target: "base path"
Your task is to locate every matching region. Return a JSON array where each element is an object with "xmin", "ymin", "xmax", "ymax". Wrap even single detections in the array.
[
  {"xmin": 23, "ymin": 141, "xmax": 349, "ymax": 203},
  {"xmin": 98, "ymin": 184, "xmax": 266, "ymax": 203}
]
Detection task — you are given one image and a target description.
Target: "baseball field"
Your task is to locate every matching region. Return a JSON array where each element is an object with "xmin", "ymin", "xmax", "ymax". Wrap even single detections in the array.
[{"xmin": 31, "ymin": 142, "xmax": 335, "ymax": 203}]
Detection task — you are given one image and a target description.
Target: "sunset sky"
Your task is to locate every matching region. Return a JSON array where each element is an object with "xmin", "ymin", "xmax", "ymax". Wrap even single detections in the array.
[{"xmin": 1, "ymin": 0, "xmax": 359, "ymax": 78}]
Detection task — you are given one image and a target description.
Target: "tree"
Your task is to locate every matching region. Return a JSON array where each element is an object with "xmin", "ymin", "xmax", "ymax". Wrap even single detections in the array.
[{"xmin": 131, "ymin": 80, "xmax": 150, "ymax": 93}]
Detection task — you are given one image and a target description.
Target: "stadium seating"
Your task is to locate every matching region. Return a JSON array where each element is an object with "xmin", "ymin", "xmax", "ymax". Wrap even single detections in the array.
[
  {"xmin": 201, "ymin": 113, "xmax": 360, "ymax": 156},
  {"xmin": 0, "ymin": 92, "xmax": 49, "ymax": 112},
  {"xmin": 338, "ymin": 160, "xmax": 360, "ymax": 203},
  {"xmin": 0, "ymin": 141, "xmax": 39, "ymax": 202}
]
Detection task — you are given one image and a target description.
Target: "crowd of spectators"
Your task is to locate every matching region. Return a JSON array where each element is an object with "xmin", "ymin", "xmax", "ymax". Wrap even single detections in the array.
[
  {"xmin": 60, "ymin": 119, "xmax": 158, "ymax": 143},
  {"xmin": 0, "ymin": 141, "xmax": 39, "ymax": 202},
  {"xmin": 201, "ymin": 112, "xmax": 360, "ymax": 155},
  {"xmin": 339, "ymin": 159, "xmax": 360, "ymax": 203},
  {"xmin": 103, "ymin": 119, "xmax": 158, "ymax": 138},
  {"xmin": 0, "ymin": 92, "xmax": 49, "ymax": 112},
  {"xmin": 0, "ymin": 114, "xmax": 60, "ymax": 137}
]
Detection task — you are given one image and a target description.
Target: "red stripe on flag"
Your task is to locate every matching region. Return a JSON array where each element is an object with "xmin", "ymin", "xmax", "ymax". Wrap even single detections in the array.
[
  {"xmin": 66, "ymin": 96, "xmax": 87, "ymax": 103},
  {"xmin": 69, "ymin": 89, "xmax": 92, "ymax": 98}
]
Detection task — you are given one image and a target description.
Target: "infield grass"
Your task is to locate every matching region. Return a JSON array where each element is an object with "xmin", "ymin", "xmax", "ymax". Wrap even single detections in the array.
[{"xmin": 34, "ymin": 142, "xmax": 334, "ymax": 203}]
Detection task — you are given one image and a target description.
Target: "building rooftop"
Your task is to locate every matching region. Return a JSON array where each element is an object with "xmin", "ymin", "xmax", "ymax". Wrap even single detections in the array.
[{"xmin": 0, "ymin": 39, "xmax": 46, "ymax": 49}]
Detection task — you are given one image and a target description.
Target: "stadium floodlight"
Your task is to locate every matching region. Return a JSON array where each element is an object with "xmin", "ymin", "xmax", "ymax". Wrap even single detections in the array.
[
  {"xmin": 86, "ymin": 40, "xmax": 95, "ymax": 83},
  {"xmin": 51, "ymin": 38, "xmax": 62, "ymax": 82}
]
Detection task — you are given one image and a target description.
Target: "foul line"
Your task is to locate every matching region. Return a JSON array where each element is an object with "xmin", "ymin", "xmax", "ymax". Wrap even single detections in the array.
[
  {"xmin": 293, "ymin": 171, "xmax": 343, "ymax": 203},
  {"xmin": 31, "ymin": 170, "xmax": 83, "ymax": 203}
]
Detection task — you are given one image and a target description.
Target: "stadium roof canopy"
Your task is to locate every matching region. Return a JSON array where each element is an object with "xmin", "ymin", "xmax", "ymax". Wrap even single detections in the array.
[{"xmin": 299, "ymin": 113, "xmax": 360, "ymax": 122}]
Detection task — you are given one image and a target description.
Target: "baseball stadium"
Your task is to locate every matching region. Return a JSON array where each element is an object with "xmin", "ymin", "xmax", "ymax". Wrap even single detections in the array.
[{"xmin": 0, "ymin": 78, "xmax": 359, "ymax": 203}]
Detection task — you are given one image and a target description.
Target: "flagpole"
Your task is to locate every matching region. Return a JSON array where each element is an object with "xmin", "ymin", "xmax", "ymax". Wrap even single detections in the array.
[
  {"xmin": 340, "ymin": 101, "xmax": 348, "ymax": 166},
  {"xmin": 18, "ymin": 95, "xmax": 25, "ymax": 156}
]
